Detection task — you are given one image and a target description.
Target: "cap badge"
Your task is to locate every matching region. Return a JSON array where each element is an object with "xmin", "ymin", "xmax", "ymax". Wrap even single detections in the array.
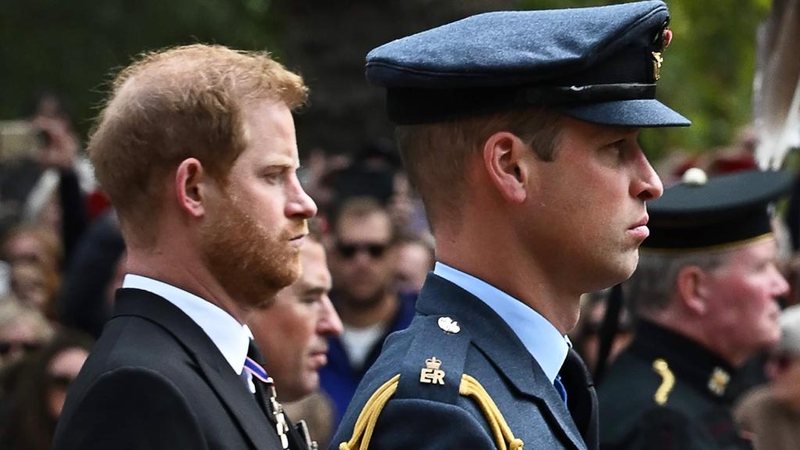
[
  {"xmin": 438, "ymin": 316, "xmax": 461, "ymax": 334},
  {"xmin": 651, "ymin": 27, "xmax": 672, "ymax": 82},
  {"xmin": 651, "ymin": 51, "xmax": 664, "ymax": 81},
  {"xmin": 682, "ymin": 167, "xmax": 708, "ymax": 186},
  {"xmin": 708, "ymin": 367, "xmax": 730, "ymax": 396},
  {"xmin": 420, "ymin": 357, "xmax": 446, "ymax": 385}
]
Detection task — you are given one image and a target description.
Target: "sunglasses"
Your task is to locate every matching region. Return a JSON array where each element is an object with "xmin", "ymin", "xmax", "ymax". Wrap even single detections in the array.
[
  {"xmin": 336, "ymin": 242, "xmax": 388, "ymax": 259},
  {"xmin": 0, "ymin": 341, "xmax": 41, "ymax": 356}
]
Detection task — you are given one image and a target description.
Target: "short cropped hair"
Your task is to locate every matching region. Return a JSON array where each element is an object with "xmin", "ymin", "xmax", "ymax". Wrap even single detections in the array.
[
  {"xmin": 395, "ymin": 108, "xmax": 562, "ymax": 231},
  {"xmin": 88, "ymin": 44, "xmax": 308, "ymax": 245},
  {"xmin": 625, "ymin": 250, "xmax": 728, "ymax": 317},
  {"xmin": 332, "ymin": 196, "xmax": 395, "ymax": 244}
]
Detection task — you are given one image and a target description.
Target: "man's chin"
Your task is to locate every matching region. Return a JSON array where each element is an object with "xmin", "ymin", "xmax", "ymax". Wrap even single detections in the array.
[
  {"xmin": 263, "ymin": 255, "xmax": 302, "ymax": 290},
  {"xmin": 615, "ymin": 251, "xmax": 640, "ymax": 281}
]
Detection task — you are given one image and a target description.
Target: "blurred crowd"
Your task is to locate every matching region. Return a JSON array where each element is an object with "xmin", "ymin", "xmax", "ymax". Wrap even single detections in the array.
[{"xmin": 2, "ymin": 90, "xmax": 800, "ymax": 450}]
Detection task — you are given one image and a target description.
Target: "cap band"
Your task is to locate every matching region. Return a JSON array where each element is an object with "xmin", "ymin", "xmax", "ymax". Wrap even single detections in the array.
[{"xmin": 387, "ymin": 83, "xmax": 657, "ymax": 125}]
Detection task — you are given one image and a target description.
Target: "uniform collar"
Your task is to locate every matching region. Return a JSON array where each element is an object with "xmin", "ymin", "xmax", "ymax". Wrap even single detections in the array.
[
  {"xmin": 630, "ymin": 320, "xmax": 735, "ymax": 401},
  {"xmin": 433, "ymin": 262, "xmax": 570, "ymax": 382},
  {"xmin": 122, "ymin": 274, "xmax": 252, "ymax": 375}
]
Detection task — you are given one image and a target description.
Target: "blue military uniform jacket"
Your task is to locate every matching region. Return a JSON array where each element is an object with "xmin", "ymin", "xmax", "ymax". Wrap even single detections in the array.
[
  {"xmin": 598, "ymin": 320, "xmax": 752, "ymax": 450},
  {"xmin": 331, "ymin": 274, "xmax": 597, "ymax": 450}
]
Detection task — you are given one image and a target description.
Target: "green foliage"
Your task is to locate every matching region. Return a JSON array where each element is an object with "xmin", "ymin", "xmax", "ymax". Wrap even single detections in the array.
[{"xmin": 0, "ymin": 0, "xmax": 278, "ymax": 138}]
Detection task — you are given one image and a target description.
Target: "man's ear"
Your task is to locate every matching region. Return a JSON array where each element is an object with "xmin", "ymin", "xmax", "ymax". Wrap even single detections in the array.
[
  {"xmin": 676, "ymin": 265, "xmax": 710, "ymax": 315},
  {"xmin": 482, "ymin": 131, "xmax": 529, "ymax": 203},
  {"xmin": 175, "ymin": 158, "xmax": 209, "ymax": 218}
]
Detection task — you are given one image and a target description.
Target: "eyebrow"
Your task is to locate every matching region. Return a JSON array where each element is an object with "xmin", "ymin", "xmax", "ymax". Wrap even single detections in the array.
[
  {"xmin": 262, "ymin": 161, "xmax": 297, "ymax": 171},
  {"xmin": 300, "ymin": 286, "xmax": 330, "ymax": 296}
]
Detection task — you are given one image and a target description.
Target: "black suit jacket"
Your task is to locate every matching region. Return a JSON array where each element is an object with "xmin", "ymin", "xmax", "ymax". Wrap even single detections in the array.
[{"xmin": 53, "ymin": 288, "xmax": 285, "ymax": 450}]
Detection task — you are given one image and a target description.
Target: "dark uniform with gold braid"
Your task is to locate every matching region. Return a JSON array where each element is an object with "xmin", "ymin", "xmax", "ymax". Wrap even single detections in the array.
[
  {"xmin": 599, "ymin": 169, "xmax": 795, "ymax": 450},
  {"xmin": 600, "ymin": 320, "xmax": 747, "ymax": 449}
]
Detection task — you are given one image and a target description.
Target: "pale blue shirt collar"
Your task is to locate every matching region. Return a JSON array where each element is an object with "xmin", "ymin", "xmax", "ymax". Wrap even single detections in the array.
[
  {"xmin": 433, "ymin": 262, "xmax": 569, "ymax": 383},
  {"xmin": 122, "ymin": 274, "xmax": 252, "ymax": 376}
]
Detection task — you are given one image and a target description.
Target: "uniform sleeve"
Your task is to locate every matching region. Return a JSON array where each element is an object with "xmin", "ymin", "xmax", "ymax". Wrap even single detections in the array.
[
  {"xmin": 333, "ymin": 397, "xmax": 496, "ymax": 450},
  {"xmin": 53, "ymin": 367, "xmax": 208, "ymax": 450}
]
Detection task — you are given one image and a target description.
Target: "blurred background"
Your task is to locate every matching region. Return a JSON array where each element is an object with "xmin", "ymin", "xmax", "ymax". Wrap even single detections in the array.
[{"xmin": 0, "ymin": 0, "xmax": 775, "ymax": 161}]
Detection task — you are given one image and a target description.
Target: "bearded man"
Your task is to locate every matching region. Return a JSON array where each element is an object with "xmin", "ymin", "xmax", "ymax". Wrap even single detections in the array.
[{"xmin": 53, "ymin": 44, "xmax": 317, "ymax": 450}]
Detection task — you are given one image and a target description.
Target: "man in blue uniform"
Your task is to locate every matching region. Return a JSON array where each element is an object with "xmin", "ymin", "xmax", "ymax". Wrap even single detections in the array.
[
  {"xmin": 332, "ymin": 2, "xmax": 688, "ymax": 449},
  {"xmin": 599, "ymin": 169, "xmax": 794, "ymax": 450}
]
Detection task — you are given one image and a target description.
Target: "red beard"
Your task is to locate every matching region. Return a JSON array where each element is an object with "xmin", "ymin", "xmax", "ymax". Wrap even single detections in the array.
[{"xmin": 199, "ymin": 192, "xmax": 305, "ymax": 309}]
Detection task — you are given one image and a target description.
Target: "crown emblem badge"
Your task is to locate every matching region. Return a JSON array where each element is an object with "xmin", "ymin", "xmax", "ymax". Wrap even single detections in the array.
[{"xmin": 419, "ymin": 356, "xmax": 446, "ymax": 385}]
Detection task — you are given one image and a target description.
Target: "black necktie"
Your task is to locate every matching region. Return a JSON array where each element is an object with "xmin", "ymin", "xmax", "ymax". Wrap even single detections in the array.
[{"xmin": 559, "ymin": 349, "xmax": 599, "ymax": 450}]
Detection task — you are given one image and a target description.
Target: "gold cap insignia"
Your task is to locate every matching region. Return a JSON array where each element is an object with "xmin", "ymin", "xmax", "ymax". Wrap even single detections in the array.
[
  {"xmin": 651, "ymin": 51, "xmax": 664, "ymax": 81},
  {"xmin": 651, "ymin": 26, "xmax": 672, "ymax": 82}
]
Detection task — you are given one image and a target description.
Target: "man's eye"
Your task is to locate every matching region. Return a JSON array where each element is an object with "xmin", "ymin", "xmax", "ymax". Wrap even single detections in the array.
[
  {"xmin": 263, "ymin": 171, "xmax": 284, "ymax": 183},
  {"xmin": 300, "ymin": 296, "xmax": 318, "ymax": 305},
  {"xmin": 609, "ymin": 140, "xmax": 625, "ymax": 153}
]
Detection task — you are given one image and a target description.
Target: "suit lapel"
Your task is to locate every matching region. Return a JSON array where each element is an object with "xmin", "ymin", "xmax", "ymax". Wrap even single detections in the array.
[
  {"xmin": 113, "ymin": 289, "xmax": 283, "ymax": 450},
  {"xmin": 416, "ymin": 275, "xmax": 587, "ymax": 450}
]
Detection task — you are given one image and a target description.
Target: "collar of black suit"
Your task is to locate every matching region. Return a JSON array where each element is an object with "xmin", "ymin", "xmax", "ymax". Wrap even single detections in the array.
[{"xmin": 112, "ymin": 288, "xmax": 286, "ymax": 450}]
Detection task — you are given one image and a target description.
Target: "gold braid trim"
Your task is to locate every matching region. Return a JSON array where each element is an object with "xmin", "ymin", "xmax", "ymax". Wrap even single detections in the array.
[
  {"xmin": 339, "ymin": 374, "xmax": 400, "ymax": 450},
  {"xmin": 652, "ymin": 359, "xmax": 675, "ymax": 406},
  {"xmin": 338, "ymin": 373, "xmax": 524, "ymax": 450},
  {"xmin": 459, "ymin": 374, "xmax": 524, "ymax": 450}
]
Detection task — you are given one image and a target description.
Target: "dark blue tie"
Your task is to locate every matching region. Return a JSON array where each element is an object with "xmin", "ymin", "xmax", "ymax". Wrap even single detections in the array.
[{"xmin": 554, "ymin": 375, "xmax": 568, "ymax": 405}]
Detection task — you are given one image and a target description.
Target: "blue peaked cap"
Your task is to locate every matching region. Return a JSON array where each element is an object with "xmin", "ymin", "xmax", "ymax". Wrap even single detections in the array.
[{"xmin": 366, "ymin": 0, "xmax": 690, "ymax": 127}]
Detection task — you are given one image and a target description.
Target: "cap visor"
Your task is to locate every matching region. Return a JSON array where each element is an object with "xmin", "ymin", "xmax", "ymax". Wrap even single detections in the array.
[{"xmin": 562, "ymin": 99, "xmax": 690, "ymax": 128}]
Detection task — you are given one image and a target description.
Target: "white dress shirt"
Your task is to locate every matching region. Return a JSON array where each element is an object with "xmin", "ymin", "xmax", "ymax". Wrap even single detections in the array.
[{"xmin": 122, "ymin": 274, "xmax": 253, "ymax": 385}]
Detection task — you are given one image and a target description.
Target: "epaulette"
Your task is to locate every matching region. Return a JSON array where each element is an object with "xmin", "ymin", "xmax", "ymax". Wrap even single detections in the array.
[{"xmin": 338, "ymin": 315, "xmax": 523, "ymax": 450}]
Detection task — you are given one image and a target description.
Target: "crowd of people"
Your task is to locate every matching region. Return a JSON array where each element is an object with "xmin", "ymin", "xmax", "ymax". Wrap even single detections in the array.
[{"xmin": 0, "ymin": 1, "xmax": 799, "ymax": 450}]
